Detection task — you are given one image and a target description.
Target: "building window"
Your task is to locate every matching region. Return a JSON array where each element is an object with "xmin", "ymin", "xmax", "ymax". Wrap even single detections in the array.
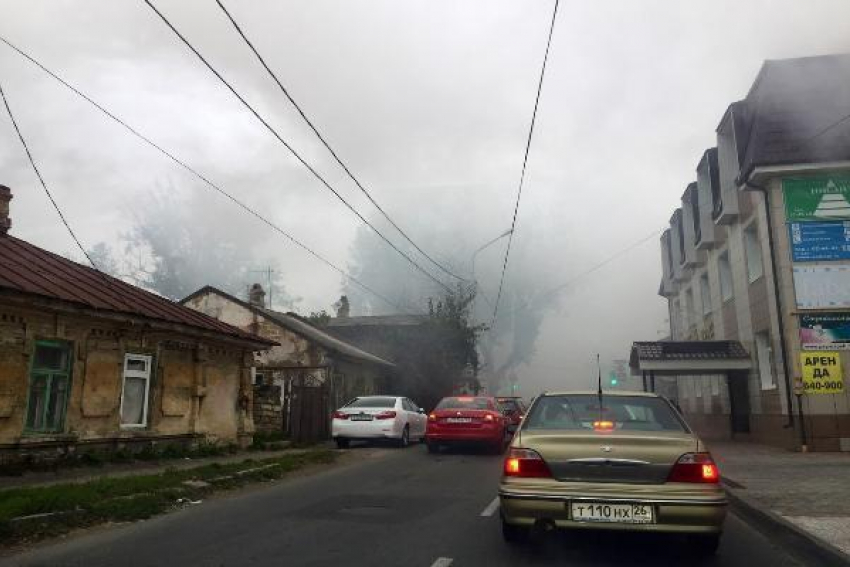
[
  {"xmin": 700, "ymin": 274, "xmax": 711, "ymax": 315},
  {"xmin": 718, "ymin": 252, "xmax": 733, "ymax": 302},
  {"xmin": 120, "ymin": 354, "xmax": 153, "ymax": 427},
  {"xmin": 685, "ymin": 288, "xmax": 695, "ymax": 329},
  {"xmin": 254, "ymin": 371, "xmax": 265, "ymax": 386},
  {"xmin": 744, "ymin": 225, "xmax": 764, "ymax": 283},
  {"xmin": 755, "ymin": 332, "xmax": 775, "ymax": 390},
  {"xmin": 25, "ymin": 341, "xmax": 73, "ymax": 433}
]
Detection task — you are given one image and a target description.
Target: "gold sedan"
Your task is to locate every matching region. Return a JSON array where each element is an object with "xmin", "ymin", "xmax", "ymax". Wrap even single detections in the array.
[{"xmin": 499, "ymin": 391, "xmax": 727, "ymax": 555}]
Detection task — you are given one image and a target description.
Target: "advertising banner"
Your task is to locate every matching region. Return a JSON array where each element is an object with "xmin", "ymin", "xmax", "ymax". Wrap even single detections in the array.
[
  {"xmin": 784, "ymin": 177, "xmax": 850, "ymax": 222},
  {"xmin": 800, "ymin": 313, "xmax": 850, "ymax": 350},
  {"xmin": 793, "ymin": 266, "xmax": 850, "ymax": 309},
  {"xmin": 789, "ymin": 221, "xmax": 850, "ymax": 261},
  {"xmin": 799, "ymin": 351, "xmax": 844, "ymax": 394}
]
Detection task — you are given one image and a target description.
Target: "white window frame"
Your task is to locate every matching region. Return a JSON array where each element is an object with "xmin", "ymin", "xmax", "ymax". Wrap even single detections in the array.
[
  {"xmin": 755, "ymin": 332, "xmax": 776, "ymax": 390},
  {"xmin": 120, "ymin": 354, "xmax": 152, "ymax": 428},
  {"xmin": 700, "ymin": 274, "xmax": 712, "ymax": 316},
  {"xmin": 718, "ymin": 252, "xmax": 733, "ymax": 302},
  {"xmin": 744, "ymin": 224, "xmax": 764, "ymax": 283}
]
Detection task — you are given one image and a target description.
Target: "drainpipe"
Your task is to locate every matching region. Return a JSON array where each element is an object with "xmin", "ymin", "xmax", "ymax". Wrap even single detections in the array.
[{"xmin": 744, "ymin": 180, "xmax": 798, "ymax": 435}]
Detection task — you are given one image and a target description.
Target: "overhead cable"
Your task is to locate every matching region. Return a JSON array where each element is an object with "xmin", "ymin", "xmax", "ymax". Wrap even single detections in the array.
[
  {"xmin": 215, "ymin": 0, "xmax": 467, "ymax": 284},
  {"xmin": 141, "ymin": 0, "xmax": 452, "ymax": 293},
  {"xmin": 0, "ymin": 35, "xmax": 418, "ymax": 315},
  {"xmin": 0, "ymin": 79, "xmax": 98, "ymax": 270},
  {"xmin": 490, "ymin": 0, "xmax": 559, "ymax": 327}
]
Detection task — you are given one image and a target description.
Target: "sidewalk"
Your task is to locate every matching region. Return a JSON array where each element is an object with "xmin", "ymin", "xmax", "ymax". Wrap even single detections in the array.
[
  {"xmin": 709, "ymin": 440, "xmax": 850, "ymax": 562},
  {"xmin": 0, "ymin": 442, "xmax": 328, "ymax": 492}
]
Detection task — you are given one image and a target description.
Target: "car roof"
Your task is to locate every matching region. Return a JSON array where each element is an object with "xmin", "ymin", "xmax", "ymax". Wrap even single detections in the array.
[{"xmin": 540, "ymin": 390, "xmax": 660, "ymax": 398}]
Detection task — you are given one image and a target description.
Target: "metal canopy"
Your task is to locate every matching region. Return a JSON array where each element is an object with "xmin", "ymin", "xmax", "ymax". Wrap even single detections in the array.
[{"xmin": 629, "ymin": 340, "xmax": 752, "ymax": 376}]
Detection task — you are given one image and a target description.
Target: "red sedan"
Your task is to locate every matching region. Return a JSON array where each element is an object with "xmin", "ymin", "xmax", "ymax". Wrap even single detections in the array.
[{"xmin": 426, "ymin": 396, "xmax": 507, "ymax": 454}]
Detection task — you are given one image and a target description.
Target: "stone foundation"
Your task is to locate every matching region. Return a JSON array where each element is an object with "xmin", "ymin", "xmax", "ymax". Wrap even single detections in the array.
[{"xmin": 253, "ymin": 384, "xmax": 283, "ymax": 434}]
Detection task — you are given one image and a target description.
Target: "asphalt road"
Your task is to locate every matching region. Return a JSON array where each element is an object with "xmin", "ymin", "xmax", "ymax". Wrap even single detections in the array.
[{"xmin": 2, "ymin": 443, "xmax": 807, "ymax": 567}]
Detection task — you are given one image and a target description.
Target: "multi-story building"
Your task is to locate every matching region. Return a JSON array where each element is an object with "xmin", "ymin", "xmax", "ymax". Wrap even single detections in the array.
[{"xmin": 651, "ymin": 54, "xmax": 850, "ymax": 451}]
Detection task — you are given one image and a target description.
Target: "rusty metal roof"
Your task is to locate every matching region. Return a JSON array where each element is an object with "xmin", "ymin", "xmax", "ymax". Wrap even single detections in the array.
[{"xmin": 0, "ymin": 235, "xmax": 274, "ymax": 346}]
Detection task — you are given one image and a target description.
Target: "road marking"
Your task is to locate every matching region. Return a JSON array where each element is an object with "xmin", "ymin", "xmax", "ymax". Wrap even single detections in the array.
[
  {"xmin": 480, "ymin": 496, "xmax": 500, "ymax": 517},
  {"xmin": 430, "ymin": 558, "xmax": 453, "ymax": 567}
]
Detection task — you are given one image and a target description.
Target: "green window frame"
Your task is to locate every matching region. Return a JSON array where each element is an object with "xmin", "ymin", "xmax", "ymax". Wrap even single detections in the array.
[{"xmin": 25, "ymin": 340, "xmax": 73, "ymax": 433}]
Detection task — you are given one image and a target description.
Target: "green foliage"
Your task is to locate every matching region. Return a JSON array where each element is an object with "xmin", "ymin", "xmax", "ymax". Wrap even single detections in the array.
[{"xmin": 306, "ymin": 310, "xmax": 331, "ymax": 327}]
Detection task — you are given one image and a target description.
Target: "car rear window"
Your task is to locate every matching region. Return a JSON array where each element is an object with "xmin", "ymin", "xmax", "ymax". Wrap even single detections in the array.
[
  {"xmin": 523, "ymin": 395, "xmax": 687, "ymax": 432},
  {"xmin": 436, "ymin": 397, "xmax": 493, "ymax": 410},
  {"xmin": 498, "ymin": 399, "xmax": 521, "ymax": 412},
  {"xmin": 345, "ymin": 397, "xmax": 397, "ymax": 408}
]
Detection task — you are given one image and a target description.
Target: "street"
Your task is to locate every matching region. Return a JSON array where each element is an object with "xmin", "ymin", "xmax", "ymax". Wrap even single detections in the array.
[{"xmin": 2, "ymin": 445, "xmax": 805, "ymax": 567}]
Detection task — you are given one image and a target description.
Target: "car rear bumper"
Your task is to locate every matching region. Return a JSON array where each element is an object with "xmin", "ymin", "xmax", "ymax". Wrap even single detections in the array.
[
  {"xmin": 426, "ymin": 429, "xmax": 503, "ymax": 444},
  {"xmin": 332, "ymin": 420, "xmax": 402, "ymax": 439},
  {"xmin": 499, "ymin": 487, "xmax": 727, "ymax": 534}
]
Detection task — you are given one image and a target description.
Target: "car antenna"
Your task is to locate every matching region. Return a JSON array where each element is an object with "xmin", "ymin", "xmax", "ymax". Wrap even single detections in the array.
[{"xmin": 596, "ymin": 353, "xmax": 604, "ymax": 421}]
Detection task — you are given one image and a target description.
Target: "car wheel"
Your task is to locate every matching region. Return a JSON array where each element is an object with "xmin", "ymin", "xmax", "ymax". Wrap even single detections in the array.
[
  {"xmin": 690, "ymin": 533, "xmax": 721, "ymax": 556},
  {"xmin": 398, "ymin": 426, "xmax": 410, "ymax": 448},
  {"xmin": 501, "ymin": 516, "xmax": 528, "ymax": 544},
  {"xmin": 426, "ymin": 440, "xmax": 439, "ymax": 454},
  {"xmin": 335, "ymin": 438, "xmax": 350, "ymax": 449}
]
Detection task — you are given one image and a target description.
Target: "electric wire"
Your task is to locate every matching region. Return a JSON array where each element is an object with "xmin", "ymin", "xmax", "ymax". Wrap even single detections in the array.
[
  {"xmin": 0, "ymin": 35, "xmax": 418, "ymax": 315},
  {"xmin": 141, "ymin": 0, "xmax": 452, "ymax": 293},
  {"xmin": 214, "ymin": 0, "xmax": 467, "ymax": 284},
  {"xmin": 0, "ymin": 79, "xmax": 98, "ymax": 270},
  {"xmin": 490, "ymin": 0, "xmax": 559, "ymax": 327}
]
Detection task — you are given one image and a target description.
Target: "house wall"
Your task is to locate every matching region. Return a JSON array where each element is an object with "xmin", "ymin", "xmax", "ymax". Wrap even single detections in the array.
[{"xmin": 0, "ymin": 300, "xmax": 254, "ymax": 462}]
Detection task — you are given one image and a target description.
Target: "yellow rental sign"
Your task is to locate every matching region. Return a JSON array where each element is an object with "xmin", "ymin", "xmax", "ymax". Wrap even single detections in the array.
[{"xmin": 800, "ymin": 351, "xmax": 844, "ymax": 394}]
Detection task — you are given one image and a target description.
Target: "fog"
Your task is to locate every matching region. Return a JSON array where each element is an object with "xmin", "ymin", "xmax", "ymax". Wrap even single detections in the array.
[{"xmin": 2, "ymin": 0, "xmax": 850, "ymax": 396}]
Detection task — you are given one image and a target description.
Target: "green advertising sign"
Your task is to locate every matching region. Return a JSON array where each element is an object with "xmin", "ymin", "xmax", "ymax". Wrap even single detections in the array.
[{"xmin": 783, "ymin": 177, "xmax": 850, "ymax": 221}]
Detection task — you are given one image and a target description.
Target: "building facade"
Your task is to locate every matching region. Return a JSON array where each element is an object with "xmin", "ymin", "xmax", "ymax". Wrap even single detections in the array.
[
  {"xmin": 0, "ymin": 186, "xmax": 274, "ymax": 463},
  {"xmin": 657, "ymin": 55, "xmax": 850, "ymax": 451}
]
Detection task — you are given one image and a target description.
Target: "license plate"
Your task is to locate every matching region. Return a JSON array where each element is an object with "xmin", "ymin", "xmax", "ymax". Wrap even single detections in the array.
[
  {"xmin": 570, "ymin": 502, "xmax": 654, "ymax": 524},
  {"xmin": 445, "ymin": 417, "xmax": 472, "ymax": 423},
  {"xmin": 350, "ymin": 415, "xmax": 373, "ymax": 421}
]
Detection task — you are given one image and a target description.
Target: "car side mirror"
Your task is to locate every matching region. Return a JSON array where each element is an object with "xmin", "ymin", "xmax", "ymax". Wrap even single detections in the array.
[{"xmin": 418, "ymin": 408, "xmax": 425, "ymax": 414}]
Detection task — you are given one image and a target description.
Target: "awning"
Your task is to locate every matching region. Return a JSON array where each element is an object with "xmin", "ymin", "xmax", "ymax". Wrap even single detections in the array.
[{"xmin": 629, "ymin": 341, "xmax": 752, "ymax": 375}]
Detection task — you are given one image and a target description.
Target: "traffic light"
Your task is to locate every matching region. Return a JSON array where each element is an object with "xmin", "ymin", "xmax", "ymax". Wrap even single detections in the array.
[{"xmin": 609, "ymin": 371, "xmax": 619, "ymax": 387}]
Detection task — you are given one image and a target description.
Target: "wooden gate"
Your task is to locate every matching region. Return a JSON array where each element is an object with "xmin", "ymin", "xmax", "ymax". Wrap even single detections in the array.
[{"xmin": 287, "ymin": 373, "xmax": 330, "ymax": 444}]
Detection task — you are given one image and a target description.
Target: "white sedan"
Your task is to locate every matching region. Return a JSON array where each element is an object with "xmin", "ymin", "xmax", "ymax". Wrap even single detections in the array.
[{"xmin": 331, "ymin": 396, "xmax": 427, "ymax": 448}]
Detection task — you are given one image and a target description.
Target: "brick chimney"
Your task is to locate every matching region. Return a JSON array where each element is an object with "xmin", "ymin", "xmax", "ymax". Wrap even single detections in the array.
[
  {"xmin": 0, "ymin": 185, "xmax": 11, "ymax": 235},
  {"xmin": 248, "ymin": 283, "xmax": 266, "ymax": 308}
]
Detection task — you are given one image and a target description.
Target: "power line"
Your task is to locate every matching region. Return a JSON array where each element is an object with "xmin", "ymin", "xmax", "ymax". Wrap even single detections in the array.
[
  {"xmin": 0, "ymin": 79, "xmax": 98, "ymax": 270},
  {"xmin": 0, "ymin": 35, "xmax": 418, "ymax": 315},
  {"xmin": 493, "ymin": 228, "xmax": 663, "ymax": 324},
  {"xmin": 490, "ymin": 0, "xmax": 559, "ymax": 327},
  {"xmin": 214, "ymin": 0, "xmax": 467, "ymax": 284},
  {"xmin": 141, "ymin": 0, "xmax": 452, "ymax": 294}
]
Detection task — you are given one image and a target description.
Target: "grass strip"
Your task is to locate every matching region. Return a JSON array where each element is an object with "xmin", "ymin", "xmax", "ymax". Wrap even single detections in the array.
[{"xmin": 0, "ymin": 449, "xmax": 336, "ymax": 544}]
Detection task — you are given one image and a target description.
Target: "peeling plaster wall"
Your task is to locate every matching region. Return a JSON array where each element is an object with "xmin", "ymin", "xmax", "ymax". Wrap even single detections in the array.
[{"xmin": 0, "ymin": 299, "xmax": 253, "ymax": 454}]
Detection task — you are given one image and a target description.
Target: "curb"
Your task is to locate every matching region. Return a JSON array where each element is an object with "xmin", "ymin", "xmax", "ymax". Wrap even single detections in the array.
[{"xmin": 725, "ymin": 487, "xmax": 850, "ymax": 567}]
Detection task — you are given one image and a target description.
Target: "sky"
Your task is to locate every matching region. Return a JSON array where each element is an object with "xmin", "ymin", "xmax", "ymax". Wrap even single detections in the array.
[{"xmin": 2, "ymin": 0, "xmax": 850, "ymax": 395}]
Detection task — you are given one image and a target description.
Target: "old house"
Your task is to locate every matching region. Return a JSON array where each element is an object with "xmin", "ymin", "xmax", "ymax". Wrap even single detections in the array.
[
  {"xmin": 0, "ymin": 186, "xmax": 275, "ymax": 463},
  {"xmin": 181, "ymin": 286, "xmax": 394, "ymax": 437}
]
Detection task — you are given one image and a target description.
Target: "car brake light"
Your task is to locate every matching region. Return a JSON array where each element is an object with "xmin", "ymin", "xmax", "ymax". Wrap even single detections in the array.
[
  {"xmin": 484, "ymin": 413, "xmax": 494, "ymax": 421},
  {"xmin": 375, "ymin": 410, "xmax": 397, "ymax": 420},
  {"xmin": 428, "ymin": 413, "xmax": 437, "ymax": 422},
  {"xmin": 667, "ymin": 452, "xmax": 720, "ymax": 483},
  {"xmin": 592, "ymin": 420, "xmax": 615, "ymax": 432},
  {"xmin": 503, "ymin": 448, "xmax": 552, "ymax": 478},
  {"xmin": 332, "ymin": 411, "xmax": 348, "ymax": 420}
]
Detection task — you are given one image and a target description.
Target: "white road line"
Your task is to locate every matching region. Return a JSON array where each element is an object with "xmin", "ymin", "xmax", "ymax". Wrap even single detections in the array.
[
  {"xmin": 430, "ymin": 558, "xmax": 453, "ymax": 567},
  {"xmin": 480, "ymin": 496, "xmax": 500, "ymax": 517}
]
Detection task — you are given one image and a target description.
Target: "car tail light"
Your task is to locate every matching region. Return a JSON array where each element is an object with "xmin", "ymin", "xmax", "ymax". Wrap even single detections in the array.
[
  {"xmin": 592, "ymin": 420, "xmax": 615, "ymax": 432},
  {"xmin": 332, "ymin": 411, "xmax": 348, "ymax": 420},
  {"xmin": 667, "ymin": 453, "xmax": 720, "ymax": 483},
  {"xmin": 375, "ymin": 410, "xmax": 397, "ymax": 420},
  {"xmin": 503, "ymin": 448, "xmax": 552, "ymax": 478},
  {"xmin": 428, "ymin": 413, "xmax": 437, "ymax": 422},
  {"xmin": 484, "ymin": 413, "xmax": 494, "ymax": 422}
]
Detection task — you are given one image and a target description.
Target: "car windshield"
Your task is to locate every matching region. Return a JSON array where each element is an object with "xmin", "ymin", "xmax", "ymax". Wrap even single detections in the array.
[
  {"xmin": 436, "ymin": 397, "xmax": 493, "ymax": 410},
  {"xmin": 344, "ymin": 397, "xmax": 397, "ymax": 409},
  {"xmin": 524, "ymin": 395, "xmax": 687, "ymax": 432}
]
